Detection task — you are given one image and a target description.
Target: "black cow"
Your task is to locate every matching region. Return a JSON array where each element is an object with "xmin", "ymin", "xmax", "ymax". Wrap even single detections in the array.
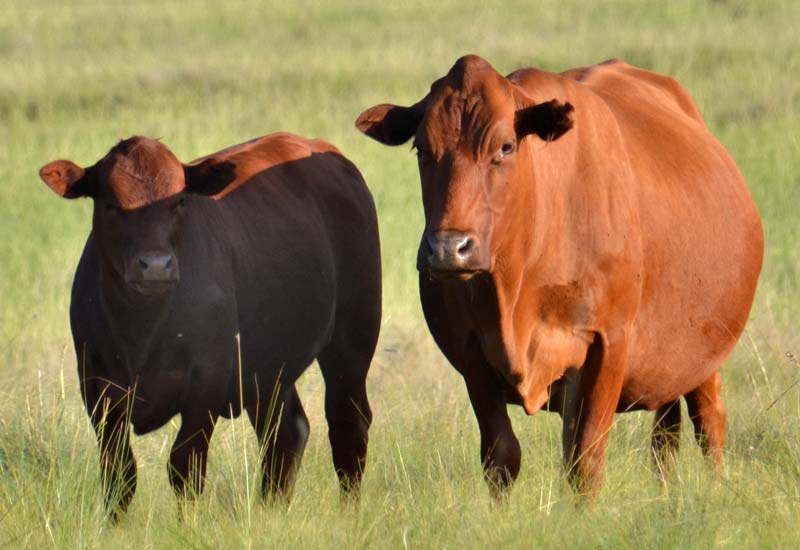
[{"xmin": 39, "ymin": 133, "xmax": 382, "ymax": 519}]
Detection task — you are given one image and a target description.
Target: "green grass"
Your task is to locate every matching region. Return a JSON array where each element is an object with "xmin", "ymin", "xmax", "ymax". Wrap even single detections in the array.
[{"xmin": 1, "ymin": 0, "xmax": 799, "ymax": 547}]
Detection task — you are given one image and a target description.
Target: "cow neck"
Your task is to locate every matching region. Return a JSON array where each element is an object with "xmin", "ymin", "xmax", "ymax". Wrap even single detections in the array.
[
  {"xmin": 489, "ymin": 141, "xmax": 552, "ymax": 311},
  {"xmin": 97, "ymin": 256, "xmax": 176, "ymax": 372},
  {"xmin": 484, "ymin": 139, "xmax": 568, "ymax": 377}
]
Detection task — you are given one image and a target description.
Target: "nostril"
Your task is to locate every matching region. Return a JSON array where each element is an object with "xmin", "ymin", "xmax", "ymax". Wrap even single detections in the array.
[
  {"xmin": 165, "ymin": 256, "xmax": 173, "ymax": 268},
  {"xmin": 456, "ymin": 237, "xmax": 474, "ymax": 259},
  {"xmin": 423, "ymin": 237, "xmax": 436, "ymax": 258},
  {"xmin": 139, "ymin": 257, "xmax": 149, "ymax": 270}
]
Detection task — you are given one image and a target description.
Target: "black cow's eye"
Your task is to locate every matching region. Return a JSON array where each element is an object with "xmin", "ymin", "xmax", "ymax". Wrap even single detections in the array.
[{"xmin": 104, "ymin": 203, "xmax": 116, "ymax": 213}]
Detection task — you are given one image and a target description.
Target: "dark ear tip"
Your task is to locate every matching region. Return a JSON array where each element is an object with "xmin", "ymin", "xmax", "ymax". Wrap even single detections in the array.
[
  {"xmin": 560, "ymin": 102, "xmax": 575, "ymax": 129},
  {"xmin": 547, "ymin": 100, "xmax": 574, "ymax": 135},
  {"xmin": 549, "ymin": 99, "xmax": 574, "ymax": 116}
]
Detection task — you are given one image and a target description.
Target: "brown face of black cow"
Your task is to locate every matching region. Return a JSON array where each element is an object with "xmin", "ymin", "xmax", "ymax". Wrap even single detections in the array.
[
  {"xmin": 356, "ymin": 55, "xmax": 574, "ymax": 280},
  {"xmin": 39, "ymin": 137, "xmax": 201, "ymax": 297}
]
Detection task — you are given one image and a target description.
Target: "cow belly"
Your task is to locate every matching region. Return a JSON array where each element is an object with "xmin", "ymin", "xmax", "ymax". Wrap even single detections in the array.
[
  {"xmin": 620, "ymin": 279, "xmax": 754, "ymax": 410},
  {"xmin": 237, "ymin": 283, "xmax": 336, "ymax": 399}
]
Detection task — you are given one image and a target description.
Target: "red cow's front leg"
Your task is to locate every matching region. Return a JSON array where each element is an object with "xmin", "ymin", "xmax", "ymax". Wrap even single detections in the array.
[
  {"xmin": 562, "ymin": 333, "xmax": 627, "ymax": 497},
  {"xmin": 463, "ymin": 357, "xmax": 521, "ymax": 499}
]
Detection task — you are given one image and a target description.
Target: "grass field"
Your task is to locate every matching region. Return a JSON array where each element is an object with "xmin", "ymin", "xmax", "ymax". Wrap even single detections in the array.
[{"xmin": 1, "ymin": 0, "xmax": 799, "ymax": 547}]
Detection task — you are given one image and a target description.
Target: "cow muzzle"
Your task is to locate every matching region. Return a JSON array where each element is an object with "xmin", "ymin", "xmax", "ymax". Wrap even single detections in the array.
[
  {"xmin": 417, "ymin": 230, "xmax": 485, "ymax": 280},
  {"xmin": 125, "ymin": 252, "xmax": 180, "ymax": 295}
]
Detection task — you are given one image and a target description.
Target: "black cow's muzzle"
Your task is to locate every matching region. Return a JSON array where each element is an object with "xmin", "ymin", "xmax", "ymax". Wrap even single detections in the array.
[
  {"xmin": 125, "ymin": 252, "xmax": 180, "ymax": 295},
  {"xmin": 417, "ymin": 230, "xmax": 486, "ymax": 280}
]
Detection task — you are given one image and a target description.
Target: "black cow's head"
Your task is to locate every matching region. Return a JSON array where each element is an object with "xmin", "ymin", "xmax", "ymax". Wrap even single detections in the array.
[
  {"xmin": 40, "ymin": 137, "xmax": 233, "ymax": 297},
  {"xmin": 356, "ymin": 55, "xmax": 574, "ymax": 281}
]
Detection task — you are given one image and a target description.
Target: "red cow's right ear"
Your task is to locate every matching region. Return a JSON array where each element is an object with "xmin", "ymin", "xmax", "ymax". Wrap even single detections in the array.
[
  {"xmin": 515, "ymin": 99, "xmax": 574, "ymax": 142},
  {"xmin": 39, "ymin": 160, "xmax": 91, "ymax": 198}
]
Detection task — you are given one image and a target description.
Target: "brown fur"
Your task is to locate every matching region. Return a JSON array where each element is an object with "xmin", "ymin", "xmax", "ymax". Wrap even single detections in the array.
[{"xmin": 101, "ymin": 137, "xmax": 187, "ymax": 209}]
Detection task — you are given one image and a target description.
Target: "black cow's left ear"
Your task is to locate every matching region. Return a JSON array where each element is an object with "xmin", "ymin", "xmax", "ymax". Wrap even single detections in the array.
[
  {"xmin": 515, "ymin": 99, "xmax": 574, "ymax": 142},
  {"xmin": 39, "ymin": 160, "xmax": 94, "ymax": 198}
]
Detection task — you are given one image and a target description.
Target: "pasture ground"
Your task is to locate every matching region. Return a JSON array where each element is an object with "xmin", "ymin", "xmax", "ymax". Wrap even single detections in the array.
[{"xmin": 1, "ymin": 1, "xmax": 798, "ymax": 548}]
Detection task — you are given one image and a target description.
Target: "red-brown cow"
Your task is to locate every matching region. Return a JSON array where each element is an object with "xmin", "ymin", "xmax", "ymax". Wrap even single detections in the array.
[
  {"xmin": 357, "ymin": 55, "xmax": 762, "ymax": 496},
  {"xmin": 39, "ymin": 133, "xmax": 381, "ymax": 519}
]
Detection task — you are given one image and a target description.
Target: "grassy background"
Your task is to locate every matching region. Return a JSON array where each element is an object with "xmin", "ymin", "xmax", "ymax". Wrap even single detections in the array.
[{"xmin": 1, "ymin": 0, "xmax": 799, "ymax": 547}]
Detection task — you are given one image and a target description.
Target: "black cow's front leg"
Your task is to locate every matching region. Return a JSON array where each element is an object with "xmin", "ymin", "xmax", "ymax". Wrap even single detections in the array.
[
  {"xmin": 90, "ymin": 393, "xmax": 137, "ymax": 522},
  {"xmin": 168, "ymin": 410, "xmax": 218, "ymax": 502},
  {"xmin": 80, "ymin": 352, "xmax": 137, "ymax": 522},
  {"xmin": 247, "ymin": 384, "xmax": 310, "ymax": 501},
  {"xmin": 463, "ymin": 364, "xmax": 521, "ymax": 499}
]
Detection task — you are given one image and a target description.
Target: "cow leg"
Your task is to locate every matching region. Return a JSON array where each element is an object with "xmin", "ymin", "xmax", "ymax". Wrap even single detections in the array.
[
  {"xmin": 168, "ymin": 410, "xmax": 218, "ymax": 501},
  {"xmin": 464, "ymin": 365, "xmax": 521, "ymax": 499},
  {"xmin": 562, "ymin": 334, "xmax": 626, "ymax": 497},
  {"xmin": 556, "ymin": 368, "xmax": 581, "ymax": 472},
  {"xmin": 318, "ymin": 339, "xmax": 374, "ymax": 498},
  {"xmin": 684, "ymin": 371, "xmax": 725, "ymax": 471},
  {"xmin": 651, "ymin": 399, "xmax": 682, "ymax": 476},
  {"xmin": 246, "ymin": 384, "xmax": 309, "ymax": 501},
  {"xmin": 78, "ymin": 350, "xmax": 136, "ymax": 522},
  {"xmin": 89, "ymin": 392, "xmax": 137, "ymax": 522}
]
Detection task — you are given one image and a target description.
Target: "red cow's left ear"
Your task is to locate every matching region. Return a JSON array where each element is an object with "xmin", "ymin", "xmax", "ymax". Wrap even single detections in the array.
[
  {"xmin": 39, "ymin": 160, "xmax": 92, "ymax": 198},
  {"xmin": 515, "ymin": 99, "xmax": 574, "ymax": 142}
]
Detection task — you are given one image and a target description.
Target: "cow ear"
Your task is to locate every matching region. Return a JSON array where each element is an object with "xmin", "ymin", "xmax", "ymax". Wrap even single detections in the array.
[
  {"xmin": 39, "ymin": 160, "xmax": 93, "ymax": 198},
  {"xmin": 515, "ymin": 99, "xmax": 574, "ymax": 142},
  {"xmin": 355, "ymin": 103, "xmax": 423, "ymax": 146},
  {"xmin": 183, "ymin": 159, "xmax": 238, "ymax": 196}
]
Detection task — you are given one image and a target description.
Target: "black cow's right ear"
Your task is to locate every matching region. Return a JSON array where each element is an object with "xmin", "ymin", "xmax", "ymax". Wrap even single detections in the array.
[
  {"xmin": 184, "ymin": 159, "xmax": 238, "ymax": 196},
  {"xmin": 39, "ymin": 160, "xmax": 93, "ymax": 198},
  {"xmin": 355, "ymin": 103, "xmax": 423, "ymax": 146}
]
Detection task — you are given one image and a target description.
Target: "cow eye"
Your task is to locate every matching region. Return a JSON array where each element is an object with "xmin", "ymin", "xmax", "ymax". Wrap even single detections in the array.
[
  {"xmin": 103, "ymin": 202, "xmax": 117, "ymax": 213},
  {"xmin": 492, "ymin": 142, "xmax": 516, "ymax": 165}
]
